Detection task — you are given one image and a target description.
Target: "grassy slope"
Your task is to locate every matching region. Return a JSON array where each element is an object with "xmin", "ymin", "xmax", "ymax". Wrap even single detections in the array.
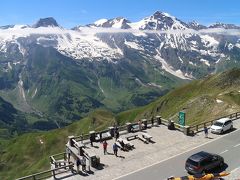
[
  {"xmin": 118, "ymin": 68, "xmax": 240, "ymax": 125},
  {"xmin": 2, "ymin": 68, "xmax": 240, "ymax": 179}
]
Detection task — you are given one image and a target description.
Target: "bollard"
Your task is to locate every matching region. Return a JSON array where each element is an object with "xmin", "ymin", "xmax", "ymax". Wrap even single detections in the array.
[
  {"xmin": 183, "ymin": 126, "xmax": 190, "ymax": 136},
  {"xmin": 168, "ymin": 120, "xmax": 175, "ymax": 130}
]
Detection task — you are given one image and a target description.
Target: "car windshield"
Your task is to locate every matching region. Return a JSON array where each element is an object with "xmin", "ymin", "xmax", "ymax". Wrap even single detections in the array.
[
  {"xmin": 213, "ymin": 122, "xmax": 224, "ymax": 127},
  {"xmin": 187, "ymin": 159, "xmax": 198, "ymax": 167}
]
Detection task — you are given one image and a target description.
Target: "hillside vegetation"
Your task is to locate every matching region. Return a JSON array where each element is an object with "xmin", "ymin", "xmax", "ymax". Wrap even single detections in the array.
[{"xmin": 2, "ymin": 68, "xmax": 240, "ymax": 179}]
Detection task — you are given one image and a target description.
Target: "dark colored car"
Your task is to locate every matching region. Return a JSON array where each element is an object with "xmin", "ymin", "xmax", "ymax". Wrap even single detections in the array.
[{"xmin": 185, "ymin": 151, "xmax": 224, "ymax": 174}]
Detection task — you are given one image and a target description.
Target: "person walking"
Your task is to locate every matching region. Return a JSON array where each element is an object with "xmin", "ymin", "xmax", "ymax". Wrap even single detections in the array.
[
  {"xmin": 113, "ymin": 142, "xmax": 118, "ymax": 157},
  {"xmin": 76, "ymin": 157, "xmax": 81, "ymax": 173},
  {"xmin": 204, "ymin": 125, "xmax": 208, "ymax": 138},
  {"xmin": 103, "ymin": 140, "xmax": 108, "ymax": 155}
]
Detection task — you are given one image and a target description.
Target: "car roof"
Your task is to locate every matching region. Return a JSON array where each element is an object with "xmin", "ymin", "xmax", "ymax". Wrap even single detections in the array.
[
  {"xmin": 188, "ymin": 151, "xmax": 212, "ymax": 162},
  {"xmin": 216, "ymin": 117, "xmax": 231, "ymax": 123}
]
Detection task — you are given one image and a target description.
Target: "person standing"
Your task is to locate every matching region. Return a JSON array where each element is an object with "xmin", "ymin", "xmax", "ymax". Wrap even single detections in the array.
[
  {"xmin": 138, "ymin": 120, "xmax": 142, "ymax": 131},
  {"xmin": 113, "ymin": 142, "xmax": 118, "ymax": 157},
  {"xmin": 81, "ymin": 156, "xmax": 86, "ymax": 172},
  {"xmin": 204, "ymin": 125, "xmax": 208, "ymax": 138},
  {"xmin": 103, "ymin": 140, "xmax": 108, "ymax": 155},
  {"xmin": 151, "ymin": 117, "xmax": 154, "ymax": 127},
  {"xmin": 114, "ymin": 128, "xmax": 119, "ymax": 140},
  {"xmin": 76, "ymin": 157, "xmax": 81, "ymax": 173},
  {"xmin": 90, "ymin": 135, "xmax": 94, "ymax": 147},
  {"xmin": 66, "ymin": 147, "xmax": 71, "ymax": 162}
]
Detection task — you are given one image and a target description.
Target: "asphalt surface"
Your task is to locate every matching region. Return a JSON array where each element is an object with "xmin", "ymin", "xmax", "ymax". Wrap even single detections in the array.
[{"xmin": 116, "ymin": 129, "xmax": 240, "ymax": 180}]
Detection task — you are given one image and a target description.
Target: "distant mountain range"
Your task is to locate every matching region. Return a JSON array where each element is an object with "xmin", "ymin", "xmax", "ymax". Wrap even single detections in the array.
[{"xmin": 0, "ymin": 11, "xmax": 240, "ymax": 133}]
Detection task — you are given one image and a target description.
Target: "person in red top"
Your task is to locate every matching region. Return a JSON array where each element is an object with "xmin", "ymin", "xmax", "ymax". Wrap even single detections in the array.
[{"xmin": 103, "ymin": 140, "xmax": 108, "ymax": 155}]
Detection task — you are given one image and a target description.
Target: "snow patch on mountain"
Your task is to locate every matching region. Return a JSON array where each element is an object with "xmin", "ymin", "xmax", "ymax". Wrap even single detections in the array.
[
  {"xmin": 0, "ymin": 26, "xmax": 123, "ymax": 61},
  {"xmin": 216, "ymin": 99, "xmax": 223, "ymax": 103},
  {"xmin": 200, "ymin": 35, "xmax": 219, "ymax": 47},
  {"xmin": 147, "ymin": 82, "xmax": 162, "ymax": 89},
  {"xmin": 155, "ymin": 54, "xmax": 190, "ymax": 79},
  {"xmin": 94, "ymin": 19, "xmax": 108, "ymax": 26},
  {"xmin": 200, "ymin": 59, "xmax": 210, "ymax": 66},
  {"xmin": 124, "ymin": 40, "xmax": 144, "ymax": 50}
]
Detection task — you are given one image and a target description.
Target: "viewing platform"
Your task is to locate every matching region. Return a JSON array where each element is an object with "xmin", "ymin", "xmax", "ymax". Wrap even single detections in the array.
[{"xmin": 17, "ymin": 112, "xmax": 240, "ymax": 180}]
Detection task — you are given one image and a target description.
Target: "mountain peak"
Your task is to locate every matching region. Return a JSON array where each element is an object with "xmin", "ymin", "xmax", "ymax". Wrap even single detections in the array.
[
  {"xmin": 152, "ymin": 11, "xmax": 168, "ymax": 18},
  {"xmin": 188, "ymin": 21, "xmax": 207, "ymax": 30},
  {"xmin": 91, "ymin": 17, "xmax": 131, "ymax": 29},
  {"xmin": 33, "ymin": 17, "xmax": 59, "ymax": 28}
]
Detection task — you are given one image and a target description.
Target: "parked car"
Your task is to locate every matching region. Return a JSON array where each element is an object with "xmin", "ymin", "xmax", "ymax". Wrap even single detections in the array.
[
  {"xmin": 210, "ymin": 118, "xmax": 233, "ymax": 134},
  {"xmin": 185, "ymin": 151, "xmax": 224, "ymax": 174}
]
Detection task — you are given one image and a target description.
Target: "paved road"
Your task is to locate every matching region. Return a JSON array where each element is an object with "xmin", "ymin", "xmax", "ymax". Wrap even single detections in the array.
[{"xmin": 116, "ymin": 129, "xmax": 240, "ymax": 180}]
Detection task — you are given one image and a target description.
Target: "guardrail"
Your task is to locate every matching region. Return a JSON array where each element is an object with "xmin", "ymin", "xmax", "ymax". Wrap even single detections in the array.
[
  {"xmin": 16, "ymin": 162, "xmax": 74, "ymax": 180},
  {"xmin": 189, "ymin": 112, "xmax": 240, "ymax": 134}
]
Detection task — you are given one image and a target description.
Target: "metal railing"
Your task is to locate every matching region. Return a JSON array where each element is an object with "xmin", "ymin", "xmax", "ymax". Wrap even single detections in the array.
[
  {"xmin": 16, "ymin": 162, "xmax": 74, "ymax": 180},
  {"xmin": 189, "ymin": 112, "xmax": 240, "ymax": 134}
]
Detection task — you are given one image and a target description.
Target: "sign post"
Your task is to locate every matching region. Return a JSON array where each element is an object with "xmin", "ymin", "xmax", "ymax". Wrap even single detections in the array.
[{"xmin": 179, "ymin": 111, "xmax": 185, "ymax": 126}]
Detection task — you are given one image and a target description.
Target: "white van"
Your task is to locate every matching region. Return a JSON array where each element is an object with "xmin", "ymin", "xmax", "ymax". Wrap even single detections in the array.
[{"xmin": 210, "ymin": 117, "xmax": 233, "ymax": 134}]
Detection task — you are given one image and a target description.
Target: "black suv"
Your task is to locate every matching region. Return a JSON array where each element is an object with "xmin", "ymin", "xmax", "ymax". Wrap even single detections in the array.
[{"xmin": 185, "ymin": 151, "xmax": 224, "ymax": 174}]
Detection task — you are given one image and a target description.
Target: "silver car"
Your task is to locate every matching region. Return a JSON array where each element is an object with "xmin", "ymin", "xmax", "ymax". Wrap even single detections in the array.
[{"xmin": 210, "ymin": 118, "xmax": 233, "ymax": 134}]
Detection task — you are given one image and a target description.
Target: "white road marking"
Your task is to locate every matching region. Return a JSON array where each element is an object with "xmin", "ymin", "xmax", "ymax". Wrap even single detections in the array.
[
  {"xmin": 234, "ymin": 143, "xmax": 240, "ymax": 147},
  {"xmin": 219, "ymin": 150, "xmax": 228, "ymax": 154},
  {"xmin": 114, "ymin": 128, "xmax": 240, "ymax": 180}
]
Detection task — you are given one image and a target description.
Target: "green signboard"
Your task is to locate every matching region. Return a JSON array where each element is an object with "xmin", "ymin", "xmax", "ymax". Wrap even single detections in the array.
[{"xmin": 179, "ymin": 111, "xmax": 185, "ymax": 126}]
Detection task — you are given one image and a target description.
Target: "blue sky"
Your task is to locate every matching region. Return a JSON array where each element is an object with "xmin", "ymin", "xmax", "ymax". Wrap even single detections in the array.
[{"xmin": 0, "ymin": 0, "xmax": 240, "ymax": 28}]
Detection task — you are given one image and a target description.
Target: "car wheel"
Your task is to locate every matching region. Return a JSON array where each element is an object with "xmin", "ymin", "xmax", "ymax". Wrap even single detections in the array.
[{"xmin": 230, "ymin": 125, "xmax": 233, "ymax": 130}]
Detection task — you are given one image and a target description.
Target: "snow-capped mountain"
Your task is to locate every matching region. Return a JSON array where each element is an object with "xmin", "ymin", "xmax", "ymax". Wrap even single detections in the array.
[
  {"xmin": 91, "ymin": 17, "xmax": 131, "ymax": 29},
  {"xmin": 0, "ymin": 11, "xmax": 240, "ymax": 121},
  {"xmin": 209, "ymin": 22, "xmax": 240, "ymax": 29},
  {"xmin": 129, "ymin": 11, "xmax": 189, "ymax": 30}
]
